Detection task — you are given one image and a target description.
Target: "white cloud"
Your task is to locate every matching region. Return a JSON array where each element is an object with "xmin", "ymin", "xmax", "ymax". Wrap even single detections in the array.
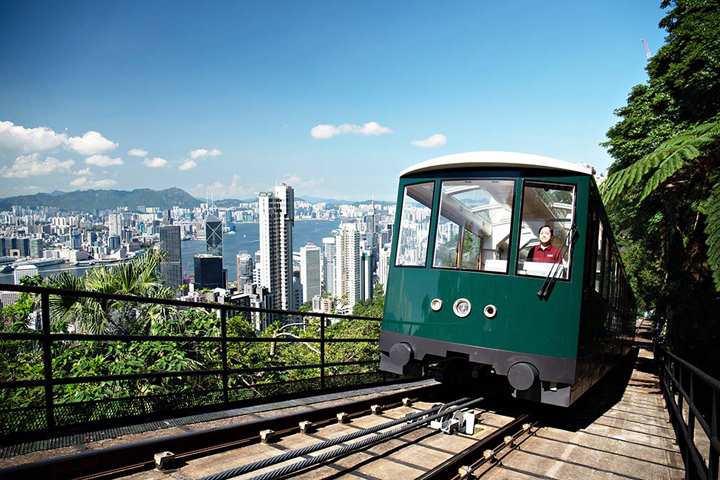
[
  {"xmin": 310, "ymin": 121, "xmax": 392, "ymax": 139},
  {"xmin": 0, "ymin": 121, "xmax": 67, "ymax": 152},
  {"xmin": 128, "ymin": 148, "xmax": 147, "ymax": 157},
  {"xmin": 189, "ymin": 148, "xmax": 222, "ymax": 159},
  {"xmin": 85, "ymin": 154, "xmax": 123, "ymax": 167},
  {"xmin": 282, "ymin": 173, "xmax": 325, "ymax": 189},
  {"xmin": 0, "ymin": 154, "xmax": 74, "ymax": 178},
  {"xmin": 70, "ymin": 177, "xmax": 117, "ymax": 188},
  {"xmin": 74, "ymin": 167, "xmax": 92, "ymax": 176},
  {"xmin": 66, "ymin": 131, "xmax": 118, "ymax": 156},
  {"xmin": 143, "ymin": 157, "xmax": 168, "ymax": 168},
  {"xmin": 411, "ymin": 134, "xmax": 447, "ymax": 149},
  {"xmin": 191, "ymin": 174, "xmax": 257, "ymax": 198},
  {"xmin": 179, "ymin": 159, "xmax": 197, "ymax": 171}
]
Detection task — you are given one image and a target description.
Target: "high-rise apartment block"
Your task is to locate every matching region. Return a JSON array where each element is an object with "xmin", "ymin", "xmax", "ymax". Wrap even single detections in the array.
[
  {"xmin": 159, "ymin": 225, "xmax": 182, "ymax": 289},
  {"xmin": 322, "ymin": 237, "xmax": 336, "ymax": 296},
  {"xmin": 108, "ymin": 214, "xmax": 123, "ymax": 237},
  {"xmin": 335, "ymin": 221, "xmax": 361, "ymax": 307},
  {"xmin": 258, "ymin": 185, "xmax": 294, "ymax": 311},
  {"xmin": 300, "ymin": 242, "xmax": 321, "ymax": 304}
]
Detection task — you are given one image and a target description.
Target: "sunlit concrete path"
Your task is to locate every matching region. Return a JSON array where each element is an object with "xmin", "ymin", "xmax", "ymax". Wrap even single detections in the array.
[{"xmin": 480, "ymin": 320, "xmax": 684, "ymax": 480}]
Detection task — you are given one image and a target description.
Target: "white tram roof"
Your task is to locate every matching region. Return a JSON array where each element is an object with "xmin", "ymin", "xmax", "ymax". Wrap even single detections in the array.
[{"xmin": 400, "ymin": 151, "xmax": 594, "ymax": 177}]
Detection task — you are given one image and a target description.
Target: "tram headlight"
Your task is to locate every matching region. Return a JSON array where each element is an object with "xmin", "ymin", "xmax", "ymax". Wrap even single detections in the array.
[
  {"xmin": 430, "ymin": 298, "xmax": 443, "ymax": 312},
  {"xmin": 453, "ymin": 298, "xmax": 472, "ymax": 318}
]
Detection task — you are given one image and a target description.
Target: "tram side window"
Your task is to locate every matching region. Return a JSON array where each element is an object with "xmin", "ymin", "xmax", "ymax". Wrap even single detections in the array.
[
  {"xmin": 432, "ymin": 179, "xmax": 515, "ymax": 273},
  {"xmin": 595, "ymin": 222, "xmax": 604, "ymax": 293},
  {"xmin": 395, "ymin": 182, "xmax": 435, "ymax": 267},
  {"xmin": 516, "ymin": 182, "xmax": 576, "ymax": 279},
  {"xmin": 603, "ymin": 237, "xmax": 611, "ymax": 298}
]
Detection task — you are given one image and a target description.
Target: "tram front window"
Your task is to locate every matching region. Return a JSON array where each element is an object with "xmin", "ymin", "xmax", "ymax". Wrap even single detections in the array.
[
  {"xmin": 432, "ymin": 179, "xmax": 515, "ymax": 273},
  {"xmin": 516, "ymin": 182, "xmax": 576, "ymax": 279},
  {"xmin": 395, "ymin": 182, "xmax": 435, "ymax": 267}
]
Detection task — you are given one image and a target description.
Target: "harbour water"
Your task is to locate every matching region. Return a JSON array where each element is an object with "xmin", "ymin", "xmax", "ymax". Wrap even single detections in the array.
[{"xmin": 0, "ymin": 220, "xmax": 340, "ymax": 285}]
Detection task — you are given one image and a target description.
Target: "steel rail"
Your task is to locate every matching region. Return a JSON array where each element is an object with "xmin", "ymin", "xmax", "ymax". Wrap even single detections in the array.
[
  {"xmin": 0, "ymin": 384, "xmax": 440, "ymax": 480},
  {"xmin": 232, "ymin": 397, "xmax": 485, "ymax": 480},
  {"xmin": 416, "ymin": 413, "xmax": 534, "ymax": 480}
]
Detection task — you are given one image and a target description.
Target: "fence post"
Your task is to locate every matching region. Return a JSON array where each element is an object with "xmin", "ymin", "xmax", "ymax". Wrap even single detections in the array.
[
  {"xmin": 221, "ymin": 309, "xmax": 228, "ymax": 404},
  {"xmin": 710, "ymin": 389, "xmax": 718, "ymax": 480},
  {"xmin": 320, "ymin": 314, "xmax": 326, "ymax": 391},
  {"xmin": 41, "ymin": 292, "xmax": 55, "ymax": 430}
]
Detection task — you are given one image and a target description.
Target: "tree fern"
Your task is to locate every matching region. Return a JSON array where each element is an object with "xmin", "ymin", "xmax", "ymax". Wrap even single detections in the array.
[
  {"xmin": 706, "ymin": 182, "xmax": 720, "ymax": 290},
  {"xmin": 602, "ymin": 121, "xmax": 720, "ymax": 204}
]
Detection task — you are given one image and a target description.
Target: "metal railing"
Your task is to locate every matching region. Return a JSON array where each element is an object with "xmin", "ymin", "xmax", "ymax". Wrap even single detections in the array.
[
  {"xmin": 655, "ymin": 340, "xmax": 720, "ymax": 480},
  {"xmin": 0, "ymin": 283, "xmax": 391, "ymax": 438}
]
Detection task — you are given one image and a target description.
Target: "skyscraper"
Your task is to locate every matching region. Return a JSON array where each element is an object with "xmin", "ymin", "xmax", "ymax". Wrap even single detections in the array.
[
  {"xmin": 194, "ymin": 254, "xmax": 224, "ymax": 290},
  {"xmin": 335, "ymin": 221, "xmax": 361, "ymax": 307},
  {"xmin": 322, "ymin": 237, "xmax": 336, "ymax": 296},
  {"xmin": 205, "ymin": 214, "xmax": 223, "ymax": 257},
  {"xmin": 159, "ymin": 225, "xmax": 182, "ymax": 289},
  {"xmin": 236, "ymin": 252, "xmax": 254, "ymax": 289},
  {"xmin": 300, "ymin": 242, "xmax": 321, "ymax": 304},
  {"xmin": 258, "ymin": 185, "xmax": 294, "ymax": 311},
  {"xmin": 360, "ymin": 251, "xmax": 373, "ymax": 301}
]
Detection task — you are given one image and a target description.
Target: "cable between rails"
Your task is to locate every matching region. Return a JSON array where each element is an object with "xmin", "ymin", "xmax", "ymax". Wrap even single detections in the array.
[{"xmin": 199, "ymin": 397, "xmax": 483, "ymax": 480}]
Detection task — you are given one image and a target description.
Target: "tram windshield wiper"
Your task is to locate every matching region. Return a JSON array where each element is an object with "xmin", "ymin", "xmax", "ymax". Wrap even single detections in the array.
[{"xmin": 537, "ymin": 223, "xmax": 578, "ymax": 300}]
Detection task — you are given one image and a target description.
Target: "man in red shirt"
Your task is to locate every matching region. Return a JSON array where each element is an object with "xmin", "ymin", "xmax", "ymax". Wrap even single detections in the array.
[{"xmin": 527, "ymin": 225, "xmax": 562, "ymax": 263}]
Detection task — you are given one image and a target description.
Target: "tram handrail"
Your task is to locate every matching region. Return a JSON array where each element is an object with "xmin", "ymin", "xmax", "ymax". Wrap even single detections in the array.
[{"xmin": 654, "ymin": 340, "xmax": 720, "ymax": 480}]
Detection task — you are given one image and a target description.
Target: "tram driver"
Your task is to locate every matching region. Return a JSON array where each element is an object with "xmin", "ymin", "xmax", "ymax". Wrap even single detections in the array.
[{"xmin": 527, "ymin": 225, "xmax": 562, "ymax": 263}]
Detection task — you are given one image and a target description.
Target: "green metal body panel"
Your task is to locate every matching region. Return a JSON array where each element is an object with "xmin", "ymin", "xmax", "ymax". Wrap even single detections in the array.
[{"xmin": 382, "ymin": 169, "xmax": 590, "ymax": 362}]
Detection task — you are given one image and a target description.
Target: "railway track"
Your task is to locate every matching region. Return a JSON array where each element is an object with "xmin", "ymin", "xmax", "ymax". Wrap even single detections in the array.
[{"xmin": 0, "ymin": 384, "xmax": 536, "ymax": 480}]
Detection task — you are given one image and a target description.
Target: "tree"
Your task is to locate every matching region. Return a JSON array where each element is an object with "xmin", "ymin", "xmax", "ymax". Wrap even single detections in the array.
[{"xmin": 602, "ymin": 0, "xmax": 720, "ymax": 368}]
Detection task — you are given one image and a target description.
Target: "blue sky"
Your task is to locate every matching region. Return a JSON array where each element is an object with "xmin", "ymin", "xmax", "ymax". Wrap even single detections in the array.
[{"xmin": 0, "ymin": 1, "xmax": 668, "ymax": 201}]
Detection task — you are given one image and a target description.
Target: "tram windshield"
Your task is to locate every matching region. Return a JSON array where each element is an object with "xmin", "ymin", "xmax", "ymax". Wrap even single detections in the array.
[
  {"xmin": 395, "ymin": 182, "xmax": 434, "ymax": 267},
  {"xmin": 516, "ymin": 182, "xmax": 576, "ymax": 279},
  {"xmin": 432, "ymin": 179, "xmax": 515, "ymax": 273}
]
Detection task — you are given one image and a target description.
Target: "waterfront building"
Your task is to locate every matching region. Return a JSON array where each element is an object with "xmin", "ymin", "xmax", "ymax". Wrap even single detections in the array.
[
  {"xmin": 236, "ymin": 252, "xmax": 254, "ymax": 289},
  {"xmin": 14, "ymin": 264, "xmax": 38, "ymax": 285},
  {"xmin": 322, "ymin": 237, "xmax": 336, "ymax": 296},
  {"xmin": 194, "ymin": 254, "xmax": 224, "ymax": 290},
  {"xmin": 335, "ymin": 221, "xmax": 361, "ymax": 307},
  {"xmin": 300, "ymin": 242, "xmax": 321, "ymax": 304},
  {"xmin": 205, "ymin": 214, "xmax": 223, "ymax": 257},
  {"xmin": 258, "ymin": 185, "xmax": 294, "ymax": 311},
  {"xmin": 30, "ymin": 238, "xmax": 44, "ymax": 258},
  {"xmin": 159, "ymin": 225, "xmax": 182, "ymax": 290}
]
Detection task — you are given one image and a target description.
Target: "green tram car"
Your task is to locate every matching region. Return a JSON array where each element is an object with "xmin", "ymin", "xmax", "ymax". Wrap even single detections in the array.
[{"xmin": 379, "ymin": 152, "xmax": 636, "ymax": 407}]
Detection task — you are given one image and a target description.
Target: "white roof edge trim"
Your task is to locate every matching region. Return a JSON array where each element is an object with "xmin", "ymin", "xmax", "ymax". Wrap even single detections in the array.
[{"xmin": 400, "ymin": 151, "xmax": 593, "ymax": 177}]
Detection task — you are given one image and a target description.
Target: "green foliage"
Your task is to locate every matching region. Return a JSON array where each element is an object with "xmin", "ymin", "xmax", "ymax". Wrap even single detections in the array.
[
  {"xmin": 602, "ymin": 0, "xmax": 720, "ymax": 367},
  {"xmin": 352, "ymin": 285, "xmax": 385, "ymax": 318}
]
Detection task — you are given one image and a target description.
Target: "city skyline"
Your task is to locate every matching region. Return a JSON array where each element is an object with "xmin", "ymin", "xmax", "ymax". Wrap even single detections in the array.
[{"xmin": 0, "ymin": 2, "xmax": 668, "ymax": 201}]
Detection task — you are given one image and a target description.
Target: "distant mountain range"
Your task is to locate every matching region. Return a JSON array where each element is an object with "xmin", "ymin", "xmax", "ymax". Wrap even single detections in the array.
[
  {"xmin": 0, "ymin": 188, "xmax": 395, "ymax": 212},
  {"xmin": 0, "ymin": 187, "xmax": 201, "ymax": 212}
]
